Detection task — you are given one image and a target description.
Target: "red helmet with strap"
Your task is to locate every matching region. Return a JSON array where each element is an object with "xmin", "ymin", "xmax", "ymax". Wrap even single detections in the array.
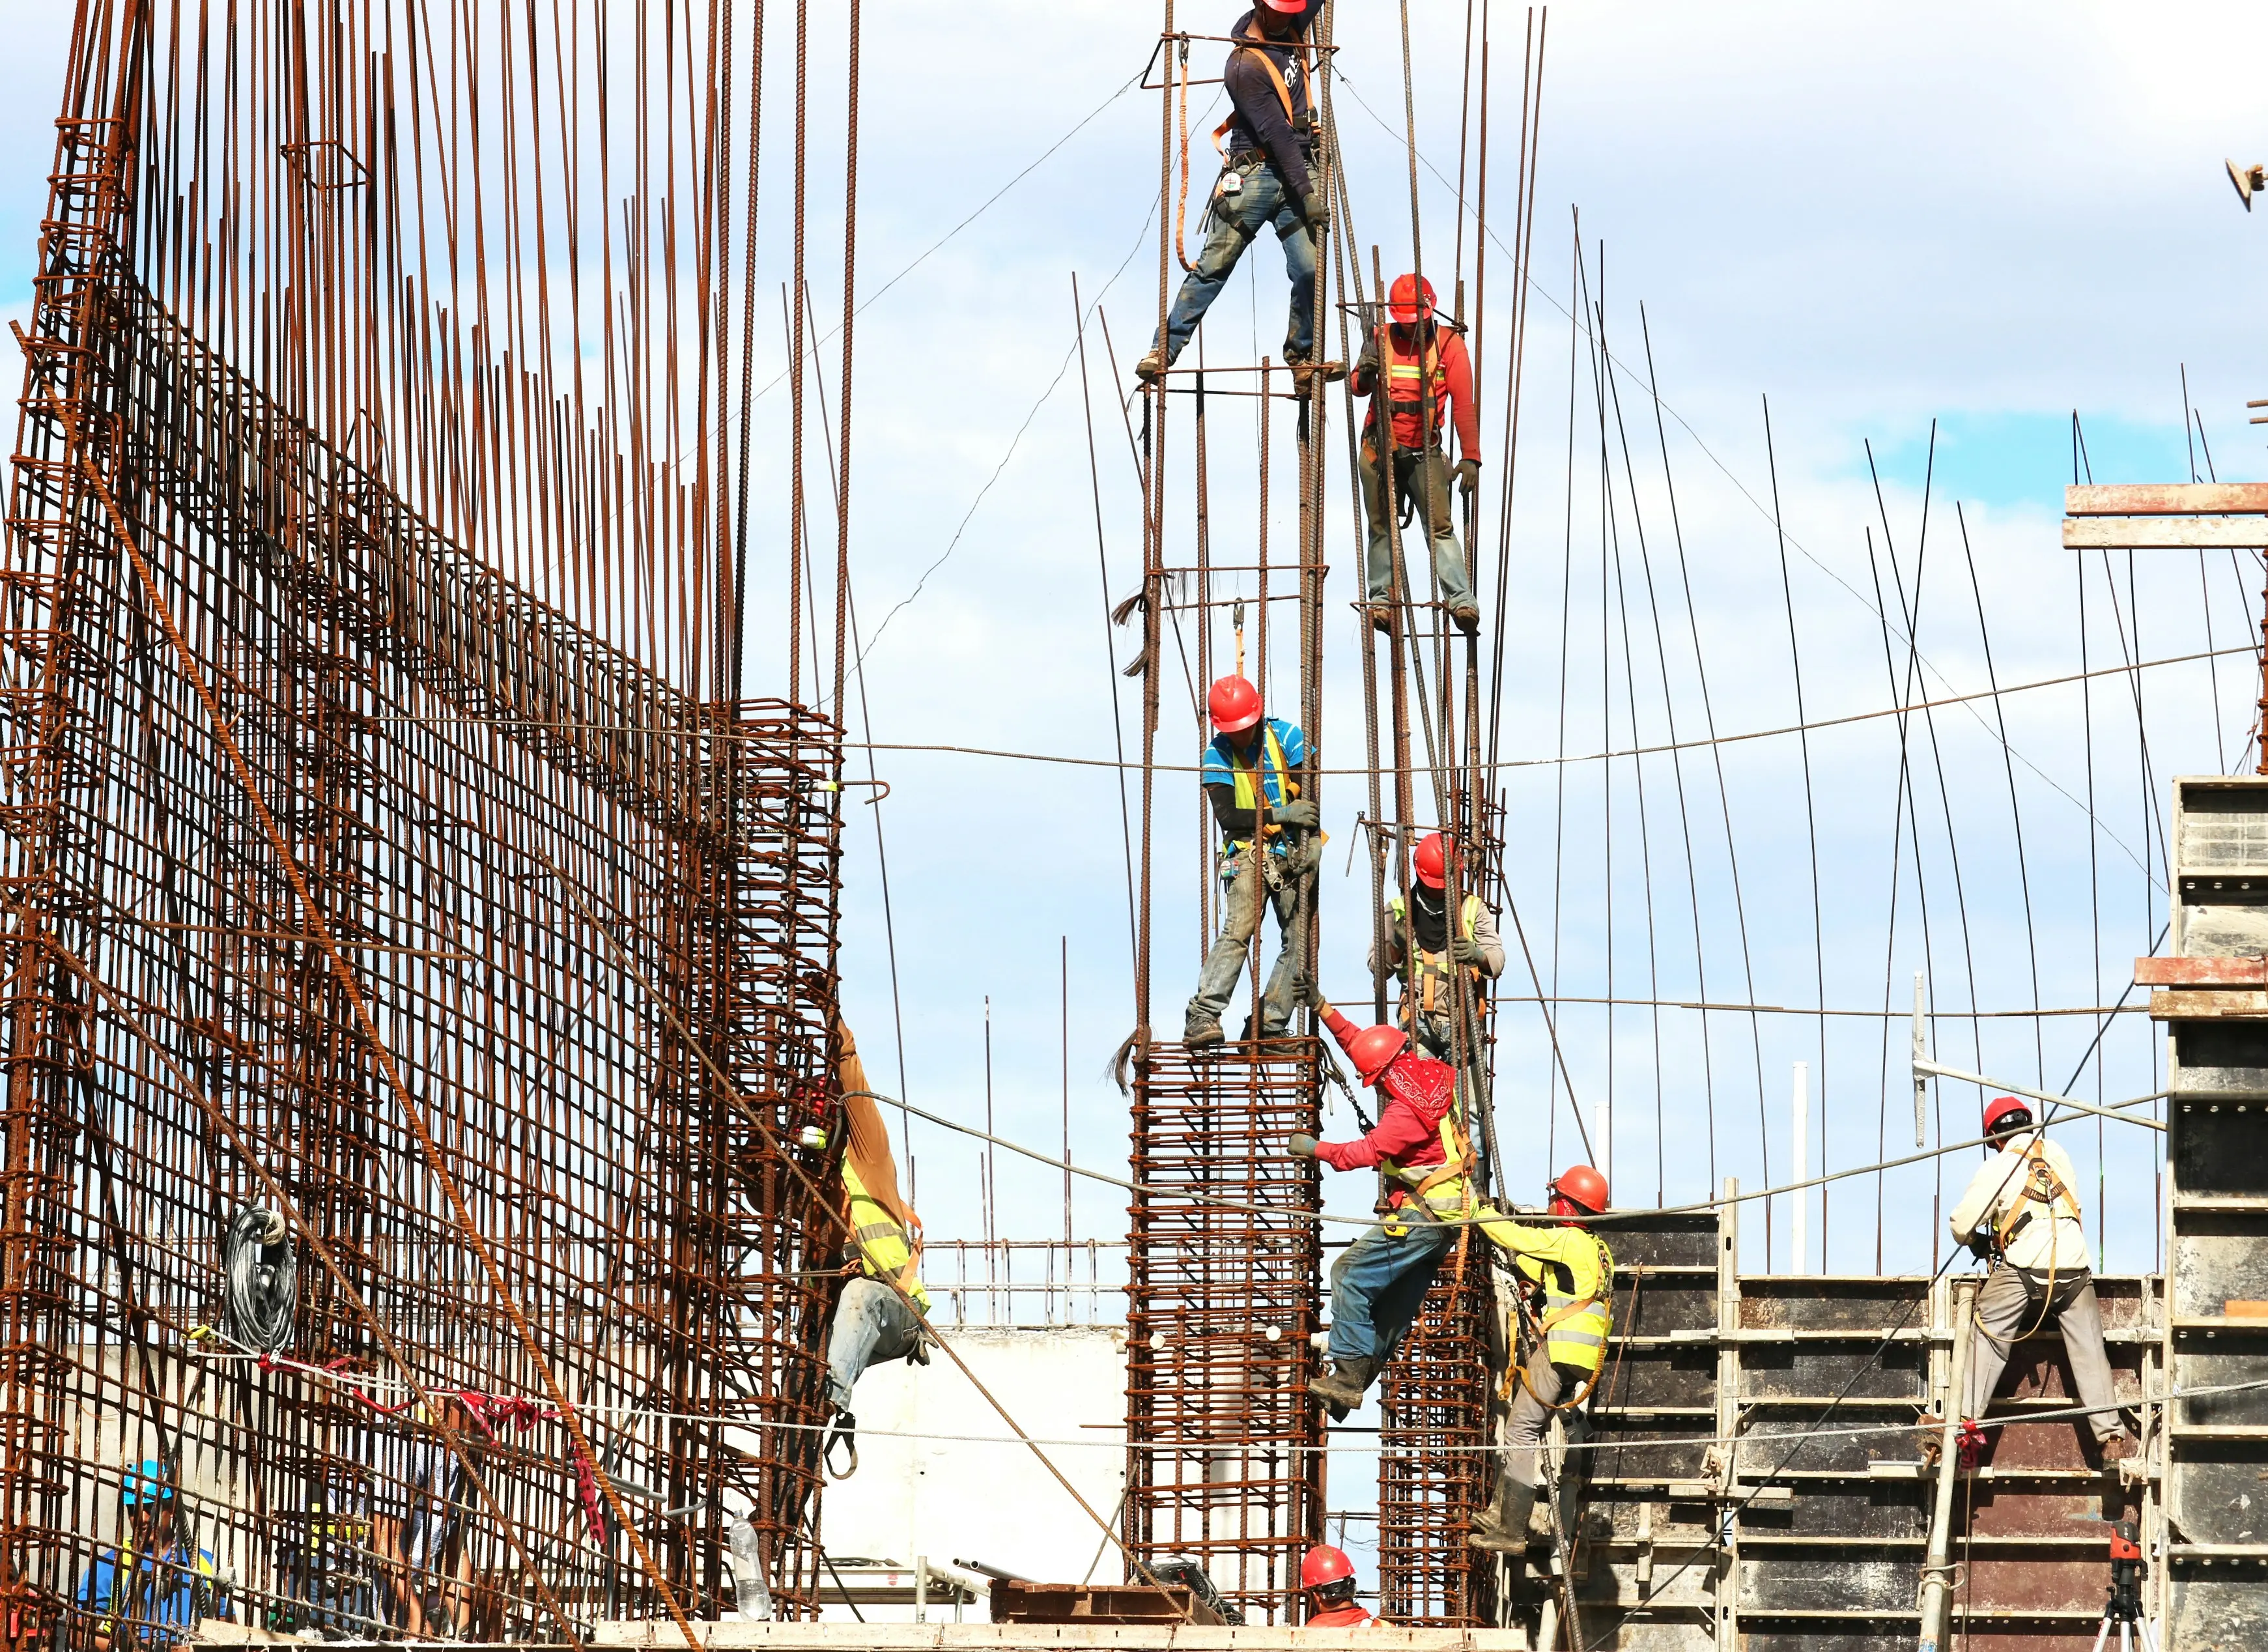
[
  {"xmin": 1258, "ymin": 0, "xmax": 1307, "ymax": 10},
  {"xmin": 1549, "ymin": 1163, "xmax": 1609, "ymax": 1216},
  {"xmin": 1983, "ymin": 1094, "xmax": 2033, "ymax": 1137},
  {"xmin": 1387, "ymin": 273, "xmax": 1438, "ymax": 326},
  {"xmin": 1301, "ymin": 1545, "xmax": 1354, "ymax": 1589},
  {"xmin": 1207, "ymin": 674, "xmax": 1262, "ymax": 734},
  {"xmin": 1413, "ymin": 831, "xmax": 1448, "ymax": 890},
  {"xmin": 1346, "ymin": 1022, "xmax": 1409, "ymax": 1087}
]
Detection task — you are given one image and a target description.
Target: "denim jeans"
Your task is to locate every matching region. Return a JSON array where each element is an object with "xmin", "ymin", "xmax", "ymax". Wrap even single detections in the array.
[
  {"xmin": 1186, "ymin": 848, "xmax": 1310, "ymax": 1037},
  {"xmin": 1325, "ymin": 1218, "xmax": 1458, "ymax": 1363},
  {"xmin": 825, "ymin": 1277, "xmax": 925, "ymax": 1413},
  {"xmin": 1361, "ymin": 439, "xmax": 1471, "ymax": 608},
  {"xmin": 1152, "ymin": 160, "xmax": 1317, "ymax": 366},
  {"xmin": 1503, "ymin": 1350, "xmax": 1593, "ymax": 1488}
]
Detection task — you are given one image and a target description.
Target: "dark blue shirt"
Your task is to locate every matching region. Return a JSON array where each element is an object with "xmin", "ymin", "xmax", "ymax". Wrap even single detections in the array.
[
  {"xmin": 78, "ymin": 1542, "xmax": 227, "ymax": 1644},
  {"xmin": 1223, "ymin": 2, "xmax": 1323, "ymax": 201}
]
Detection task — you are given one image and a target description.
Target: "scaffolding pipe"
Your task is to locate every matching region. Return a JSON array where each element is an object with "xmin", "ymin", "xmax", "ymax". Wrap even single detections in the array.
[{"xmin": 1917, "ymin": 1274, "xmax": 1979, "ymax": 1649}]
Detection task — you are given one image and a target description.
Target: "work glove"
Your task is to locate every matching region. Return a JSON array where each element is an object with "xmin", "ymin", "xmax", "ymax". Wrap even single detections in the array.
[
  {"xmin": 1456, "ymin": 457, "xmax": 1481, "ymax": 500},
  {"xmin": 1299, "ymin": 190, "xmax": 1330, "ymax": 236},
  {"xmin": 1288, "ymin": 1133, "xmax": 1319, "ymax": 1159},
  {"xmin": 1449, "ymin": 936, "xmax": 1486, "ymax": 967},
  {"xmin": 1271, "ymin": 798, "xmax": 1320, "ymax": 831}
]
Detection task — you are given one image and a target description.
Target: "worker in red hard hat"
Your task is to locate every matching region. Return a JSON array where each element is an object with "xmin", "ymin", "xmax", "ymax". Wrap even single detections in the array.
[
  {"xmin": 1293, "ymin": 997, "xmax": 1475, "ymax": 1413},
  {"xmin": 1350, "ymin": 273, "xmax": 1483, "ymax": 634},
  {"xmin": 1298, "ymin": 1544, "xmax": 1372, "ymax": 1628},
  {"xmin": 1467, "ymin": 1167, "xmax": 1616, "ymax": 1555},
  {"xmin": 1940, "ymin": 1096, "xmax": 2136, "ymax": 1464},
  {"xmin": 1370, "ymin": 831, "xmax": 1503, "ymax": 1060},
  {"xmin": 1138, "ymin": 0, "xmax": 1340, "ymax": 387},
  {"xmin": 1185, "ymin": 674, "xmax": 1316, "ymax": 1047}
]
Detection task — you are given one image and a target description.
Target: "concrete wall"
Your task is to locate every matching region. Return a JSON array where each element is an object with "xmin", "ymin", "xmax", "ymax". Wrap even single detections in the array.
[{"xmin": 815, "ymin": 1326, "xmax": 1128, "ymax": 1622}]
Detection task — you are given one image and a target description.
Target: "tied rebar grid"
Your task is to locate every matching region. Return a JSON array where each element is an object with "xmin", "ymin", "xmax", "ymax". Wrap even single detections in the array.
[
  {"xmin": 1124, "ymin": 1039, "xmax": 1325, "ymax": 1623},
  {"xmin": 0, "ymin": 89, "xmax": 845, "ymax": 1652},
  {"xmin": 1376, "ymin": 1230, "xmax": 1496, "ymax": 1626}
]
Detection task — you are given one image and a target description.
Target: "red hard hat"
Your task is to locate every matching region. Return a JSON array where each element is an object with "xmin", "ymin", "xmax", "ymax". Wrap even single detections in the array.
[
  {"xmin": 1549, "ymin": 1164, "xmax": 1609, "ymax": 1216},
  {"xmin": 1347, "ymin": 1022, "xmax": 1409, "ymax": 1087},
  {"xmin": 1301, "ymin": 1545, "xmax": 1354, "ymax": 1590},
  {"xmin": 1208, "ymin": 674, "xmax": 1262, "ymax": 734},
  {"xmin": 1387, "ymin": 273, "xmax": 1438, "ymax": 326},
  {"xmin": 1413, "ymin": 832, "xmax": 1448, "ymax": 890},
  {"xmin": 1983, "ymin": 1094, "xmax": 2033, "ymax": 1136}
]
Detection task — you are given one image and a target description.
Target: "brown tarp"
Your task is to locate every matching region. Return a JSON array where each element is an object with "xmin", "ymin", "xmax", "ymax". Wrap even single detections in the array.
[{"xmin": 836, "ymin": 1019, "xmax": 920, "ymax": 1254}]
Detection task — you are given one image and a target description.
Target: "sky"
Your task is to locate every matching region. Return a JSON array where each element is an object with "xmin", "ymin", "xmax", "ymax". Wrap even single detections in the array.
[{"xmin": 3, "ymin": 0, "xmax": 2265, "ymax": 1292}]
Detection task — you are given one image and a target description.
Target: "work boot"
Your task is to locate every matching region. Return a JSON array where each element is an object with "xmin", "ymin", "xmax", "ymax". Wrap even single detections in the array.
[
  {"xmin": 1450, "ymin": 602, "xmax": 1481, "ymax": 635},
  {"xmin": 1466, "ymin": 1479, "xmax": 1537, "ymax": 1554},
  {"xmin": 1366, "ymin": 604, "xmax": 1395, "ymax": 635},
  {"xmin": 1310, "ymin": 1356, "xmax": 1378, "ymax": 1413},
  {"xmin": 2099, "ymin": 1431, "xmax": 2140, "ymax": 1464},
  {"xmin": 1135, "ymin": 349, "xmax": 1167, "ymax": 384},
  {"xmin": 1184, "ymin": 1018, "xmax": 1225, "ymax": 1050}
]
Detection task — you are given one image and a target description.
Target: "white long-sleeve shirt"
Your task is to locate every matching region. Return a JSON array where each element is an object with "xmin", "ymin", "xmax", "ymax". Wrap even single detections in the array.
[{"xmin": 1948, "ymin": 1129, "xmax": 2089, "ymax": 1273}]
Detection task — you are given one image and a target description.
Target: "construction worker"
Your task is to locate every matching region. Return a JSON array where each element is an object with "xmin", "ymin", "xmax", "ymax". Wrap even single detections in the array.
[
  {"xmin": 1944, "ymin": 1096, "xmax": 2138, "ymax": 1462},
  {"xmin": 78, "ymin": 1461, "xmax": 229, "ymax": 1651},
  {"xmin": 823, "ymin": 1021, "xmax": 932, "ymax": 1459},
  {"xmin": 1187, "ymin": 674, "xmax": 1316, "ymax": 1046},
  {"xmin": 1295, "ymin": 1001, "xmax": 1469, "ymax": 1412},
  {"xmin": 1137, "ymin": 0, "xmax": 1333, "ymax": 384},
  {"xmin": 1467, "ymin": 1167, "xmax": 1615, "ymax": 1554},
  {"xmin": 1352, "ymin": 274, "xmax": 1482, "ymax": 634},
  {"xmin": 1298, "ymin": 1544, "xmax": 1373, "ymax": 1628},
  {"xmin": 1370, "ymin": 831, "xmax": 1503, "ymax": 1061}
]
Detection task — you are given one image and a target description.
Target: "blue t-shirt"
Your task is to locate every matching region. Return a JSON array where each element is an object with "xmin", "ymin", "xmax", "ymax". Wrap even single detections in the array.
[
  {"xmin": 78, "ymin": 1542, "xmax": 226, "ymax": 1642},
  {"xmin": 1201, "ymin": 717, "xmax": 1309, "ymax": 855}
]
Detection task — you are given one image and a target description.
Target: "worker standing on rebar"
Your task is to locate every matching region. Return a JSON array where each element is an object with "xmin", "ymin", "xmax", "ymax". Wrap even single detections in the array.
[
  {"xmin": 1943, "ymin": 1096, "xmax": 2138, "ymax": 1463},
  {"xmin": 1352, "ymin": 274, "xmax": 1482, "ymax": 634},
  {"xmin": 1297, "ymin": 1545, "xmax": 1374, "ymax": 1627},
  {"xmin": 1186, "ymin": 674, "xmax": 1316, "ymax": 1047},
  {"xmin": 823, "ymin": 1021, "xmax": 933, "ymax": 1466},
  {"xmin": 1467, "ymin": 1167, "xmax": 1614, "ymax": 1554},
  {"xmin": 1370, "ymin": 831, "xmax": 1503, "ymax": 1060},
  {"xmin": 1294, "ymin": 1000, "xmax": 1470, "ymax": 1413},
  {"xmin": 1137, "ymin": 0, "xmax": 1335, "ymax": 386}
]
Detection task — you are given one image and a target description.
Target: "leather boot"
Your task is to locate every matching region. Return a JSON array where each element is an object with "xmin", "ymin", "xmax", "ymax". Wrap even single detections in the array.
[
  {"xmin": 1467, "ymin": 1479, "xmax": 1537, "ymax": 1553},
  {"xmin": 1310, "ymin": 1356, "xmax": 1378, "ymax": 1413}
]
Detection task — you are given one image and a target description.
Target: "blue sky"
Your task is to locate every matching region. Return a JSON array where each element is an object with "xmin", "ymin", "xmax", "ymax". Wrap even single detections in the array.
[{"xmin": 3, "ymin": 0, "xmax": 2263, "ymax": 1290}]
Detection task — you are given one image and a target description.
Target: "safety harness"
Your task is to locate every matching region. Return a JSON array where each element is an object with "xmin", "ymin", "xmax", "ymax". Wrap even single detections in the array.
[
  {"xmin": 1367, "ymin": 328, "xmax": 1451, "ymax": 450},
  {"xmin": 1217, "ymin": 723, "xmax": 1294, "ymax": 864},
  {"xmin": 1994, "ymin": 1138, "xmax": 2082, "ymax": 1255},
  {"xmin": 1386, "ymin": 891, "xmax": 1486, "ymax": 1018},
  {"xmin": 1210, "ymin": 20, "xmax": 1313, "ymax": 157},
  {"xmin": 1376, "ymin": 1067, "xmax": 1478, "ymax": 1218}
]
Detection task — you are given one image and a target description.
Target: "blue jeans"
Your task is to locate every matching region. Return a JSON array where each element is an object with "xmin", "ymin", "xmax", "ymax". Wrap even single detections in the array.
[
  {"xmin": 1152, "ymin": 160, "xmax": 1316, "ymax": 365},
  {"xmin": 1326, "ymin": 1218, "xmax": 1458, "ymax": 1363},
  {"xmin": 1186, "ymin": 847, "xmax": 1311, "ymax": 1036},
  {"xmin": 825, "ymin": 1277, "xmax": 925, "ymax": 1412}
]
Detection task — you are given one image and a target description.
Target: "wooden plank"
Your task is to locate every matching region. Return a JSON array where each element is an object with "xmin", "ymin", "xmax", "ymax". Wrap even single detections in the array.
[
  {"xmin": 2149, "ymin": 989, "xmax": 2268, "ymax": 1019},
  {"xmin": 2136, "ymin": 955, "xmax": 2268, "ymax": 986},
  {"xmin": 2066, "ymin": 482, "xmax": 2268, "ymax": 515},
  {"xmin": 2063, "ymin": 517, "xmax": 2268, "ymax": 548}
]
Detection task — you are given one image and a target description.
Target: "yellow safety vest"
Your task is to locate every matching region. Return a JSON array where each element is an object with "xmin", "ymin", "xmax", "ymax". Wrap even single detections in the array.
[
  {"xmin": 1377, "ymin": 1083, "xmax": 1479, "ymax": 1218},
  {"xmin": 1385, "ymin": 892, "xmax": 1486, "ymax": 1017},
  {"xmin": 1509, "ymin": 1230, "xmax": 1615, "ymax": 1374},
  {"xmin": 1219, "ymin": 724, "xmax": 1293, "ymax": 862},
  {"xmin": 844, "ymin": 1161, "xmax": 929, "ymax": 1312}
]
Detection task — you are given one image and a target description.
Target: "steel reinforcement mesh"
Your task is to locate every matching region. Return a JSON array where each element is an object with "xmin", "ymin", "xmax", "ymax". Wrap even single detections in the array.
[
  {"xmin": 1124, "ymin": 1040, "xmax": 1325, "ymax": 1623},
  {"xmin": 0, "ymin": 110, "xmax": 845, "ymax": 1649}
]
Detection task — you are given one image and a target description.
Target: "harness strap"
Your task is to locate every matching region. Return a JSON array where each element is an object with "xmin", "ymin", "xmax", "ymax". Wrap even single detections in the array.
[{"xmin": 1994, "ymin": 1141, "xmax": 2082, "ymax": 1249}]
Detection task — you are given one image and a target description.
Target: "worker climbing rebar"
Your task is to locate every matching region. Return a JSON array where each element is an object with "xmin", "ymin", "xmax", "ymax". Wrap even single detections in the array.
[
  {"xmin": 1369, "ymin": 830, "xmax": 1503, "ymax": 1061},
  {"xmin": 1185, "ymin": 673, "xmax": 1317, "ymax": 1046},
  {"xmin": 1467, "ymin": 1165, "xmax": 1613, "ymax": 1555},
  {"xmin": 1929, "ymin": 1095, "xmax": 2138, "ymax": 1465},
  {"xmin": 1137, "ymin": 0, "xmax": 1337, "ymax": 385},
  {"xmin": 1352, "ymin": 274, "xmax": 1483, "ymax": 634}
]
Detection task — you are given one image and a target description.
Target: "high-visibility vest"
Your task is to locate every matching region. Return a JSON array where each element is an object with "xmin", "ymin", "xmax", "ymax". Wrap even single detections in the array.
[
  {"xmin": 1368, "ymin": 328, "xmax": 1450, "ymax": 451},
  {"xmin": 1219, "ymin": 724, "xmax": 1294, "ymax": 861},
  {"xmin": 1377, "ymin": 1069, "xmax": 1478, "ymax": 1218},
  {"xmin": 844, "ymin": 1161, "xmax": 929, "ymax": 1312},
  {"xmin": 1513, "ymin": 1232, "xmax": 1615, "ymax": 1374},
  {"xmin": 1386, "ymin": 892, "xmax": 1486, "ymax": 1017},
  {"xmin": 1995, "ymin": 1139, "xmax": 2082, "ymax": 1253}
]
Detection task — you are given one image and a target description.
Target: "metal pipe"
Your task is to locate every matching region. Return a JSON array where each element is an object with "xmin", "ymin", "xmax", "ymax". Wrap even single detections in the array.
[
  {"xmin": 1918, "ymin": 1275, "xmax": 1979, "ymax": 1649},
  {"xmin": 1910, "ymin": 1059, "xmax": 2168, "ymax": 1132}
]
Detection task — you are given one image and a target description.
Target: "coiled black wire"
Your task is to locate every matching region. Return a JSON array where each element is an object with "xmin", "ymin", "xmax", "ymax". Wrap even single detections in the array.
[{"xmin": 222, "ymin": 1204, "xmax": 297, "ymax": 1353}]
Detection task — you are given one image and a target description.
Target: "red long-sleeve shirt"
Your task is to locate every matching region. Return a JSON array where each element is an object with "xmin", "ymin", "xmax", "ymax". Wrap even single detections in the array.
[
  {"xmin": 1315, "ymin": 1006, "xmax": 1456, "ymax": 1206},
  {"xmin": 1354, "ymin": 324, "xmax": 1481, "ymax": 461}
]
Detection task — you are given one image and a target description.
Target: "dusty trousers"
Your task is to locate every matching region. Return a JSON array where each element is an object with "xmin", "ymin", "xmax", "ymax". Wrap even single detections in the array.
[
  {"xmin": 1962, "ymin": 1263, "xmax": 2122, "ymax": 1442},
  {"xmin": 1360, "ymin": 439, "xmax": 1470, "ymax": 610},
  {"xmin": 1186, "ymin": 850, "xmax": 1311, "ymax": 1037},
  {"xmin": 1503, "ymin": 1348, "xmax": 1592, "ymax": 1488},
  {"xmin": 825, "ymin": 1277, "xmax": 925, "ymax": 1414}
]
